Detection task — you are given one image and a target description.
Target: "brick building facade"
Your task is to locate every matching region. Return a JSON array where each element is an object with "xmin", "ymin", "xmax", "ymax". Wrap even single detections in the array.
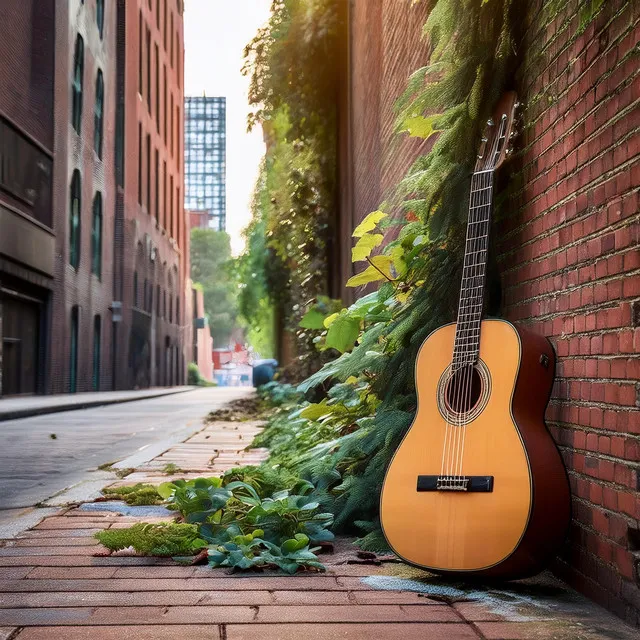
[
  {"xmin": 344, "ymin": 0, "xmax": 638, "ymax": 626},
  {"xmin": 0, "ymin": 0, "xmax": 190, "ymax": 397},
  {"xmin": 0, "ymin": 0, "xmax": 55, "ymax": 396},
  {"xmin": 112, "ymin": 0, "xmax": 189, "ymax": 390}
]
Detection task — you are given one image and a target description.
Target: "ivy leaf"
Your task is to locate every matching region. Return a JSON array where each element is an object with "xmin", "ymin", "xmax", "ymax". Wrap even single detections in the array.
[
  {"xmin": 352, "ymin": 233, "xmax": 384, "ymax": 262},
  {"xmin": 300, "ymin": 401, "xmax": 332, "ymax": 420},
  {"xmin": 352, "ymin": 211, "xmax": 387, "ymax": 237},
  {"xmin": 401, "ymin": 114, "xmax": 441, "ymax": 139},
  {"xmin": 299, "ymin": 308, "xmax": 327, "ymax": 330},
  {"xmin": 323, "ymin": 312, "xmax": 339, "ymax": 328},
  {"xmin": 346, "ymin": 256, "xmax": 394, "ymax": 288},
  {"xmin": 325, "ymin": 314, "xmax": 360, "ymax": 353}
]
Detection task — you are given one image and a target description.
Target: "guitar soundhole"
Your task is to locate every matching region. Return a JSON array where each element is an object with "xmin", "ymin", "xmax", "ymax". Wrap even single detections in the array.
[{"xmin": 445, "ymin": 366, "xmax": 483, "ymax": 415}]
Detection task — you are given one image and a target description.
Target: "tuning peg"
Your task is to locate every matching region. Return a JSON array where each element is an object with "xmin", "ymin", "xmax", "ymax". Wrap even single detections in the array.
[
  {"xmin": 509, "ymin": 130, "xmax": 518, "ymax": 139},
  {"xmin": 505, "ymin": 147, "xmax": 513, "ymax": 156},
  {"xmin": 487, "ymin": 118, "xmax": 494, "ymax": 126},
  {"xmin": 481, "ymin": 136, "xmax": 488, "ymax": 142}
]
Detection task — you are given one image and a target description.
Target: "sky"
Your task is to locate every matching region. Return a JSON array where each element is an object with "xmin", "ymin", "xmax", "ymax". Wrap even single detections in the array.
[{"xmin": 184, "ymin": 0, "xmax": 272, "ymax": 255}]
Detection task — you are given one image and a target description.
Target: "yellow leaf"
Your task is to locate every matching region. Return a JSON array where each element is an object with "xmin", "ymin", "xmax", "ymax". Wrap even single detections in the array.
[
  {"xmin": 396, "ymin": 290, "xmax": 410, "ymax": 305},
  {"xmin": 346, "ymin": 256, "xmax": 394, "ymax": 288},
  {"xmin": 323, "ymin": 312, "xmax": 339, "ymax": 329},
  {"xmin": 402, "ymin": 114, "xmax": 441, "ymax": 139},
  {"xmin": 390, "ymin": 246, "xmax": 408, "ymax": 277},
  {"xmin": 352, "ymin": 211, "xmax": 387, "ymax": 238},
  {"xmin": 345, "ymin": 376, "xmax": 359, "ymax": 385},
  {"xmin": 352, "ymin": 233, "xmax": 384, "ymax": 262}
]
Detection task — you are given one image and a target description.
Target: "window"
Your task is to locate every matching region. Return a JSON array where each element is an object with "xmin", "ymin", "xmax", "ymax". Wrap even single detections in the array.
[
  {"xmin": 163, "ymin": 64, "xmax": 167, "ymax": 141},
  {"xmin": 176, "ymin": 296, "xmax": 180, "ymax": 325},
  {"xmin": 163, "ymin": 289, "xmax": 167, "ymax": 317},
  {"xmin": 170, "ymin": 93, "xmax": 174, "ymax": 155},
  {"xmin": 155, "ymin": 43, "xmax": 160, "ymax": 132},
  {"xmin": 169, "ymin": 296, "xmax": 173, "ymax": 323},
  {"xmin": 169, "ymin": 175, "xmax": 173, "ymax": 235},
  {"xmin": 170, "ymin": 12, "xmax": 174, "ymax": 67},
  {"xmin": 138, "ymin": 11, "xmax": 143, "ymax": 94},
  {"xmin": 176, "ymin": 34, "xmax": 181, "ymax": 88},
  {"xmin": 176, "ymin": 105, "xmax": 180, "ymax": 164},
  {"xmin": 133, "ymin": 272, "xmax": 139, "ymax": 307},
  {"xmin": 138, "ymin": 123, "xmax": 143, "ymax": 205},
  {"xmin": 69, "ymin": 170, "xmax": 81, "ymax": 269},
  {"xmin": 71, "ymin": 35, "xmax": 84, "ymax": 132},
  {"xmin": 156, "ymin": 0, "xmax": 160, "ymax": 28},
  {"xmin": 144, "ymin": 279, "xmax": 148, "ymax": 312},
  {"xmin": 93, "ymin": 316, "xmax": 101, "ymax": 391},
  {"xmin": 156, "ymin": 284, "xmax": 161, "ymax": 316},
  {"xmin": 154, "ymin": 148, "xmax": 159, "ymax": 223},
  {"xmin": 91, "ymin": 193, "xmax": 103, "ymax": 278},
  {"xmin": 146, "ymin": 26, "xmax": 151, "ymax": 111},
  {"xmin": 146, "ymin": 133, "xmax": 151, "ymax": 210},
  {"xmin": 97, "ymin": 0, "xmax": 105, "ymax": 39},
  {"xmin": 163, "ymin": 160, "xmax": 167, "ymax": 228},
  {"xmin": 70, "ymin": 306, "xmax": 79, "ymax": 393},
  {"xmin": 163, "ymin": 0, "xmax": 167, "ymax": 48},
  {"xmin": 94, "ymin": 70, "xmax": 104, "ymax": 158}
]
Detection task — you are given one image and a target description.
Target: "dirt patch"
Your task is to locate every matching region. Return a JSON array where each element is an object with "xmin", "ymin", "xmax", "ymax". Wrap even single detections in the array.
[{"xmin": 206, "ymin": 395, "xmax": 265, "ymax": 422}]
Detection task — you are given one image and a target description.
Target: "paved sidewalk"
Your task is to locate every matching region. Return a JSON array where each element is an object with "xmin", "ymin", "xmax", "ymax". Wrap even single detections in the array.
[
  {"xmin": 0, "ymin": 405, "xmax": 636, "ymax": 639},
  {"xmin": 0, "ymin": 387, "xmax": 197, "ymax": 422}
]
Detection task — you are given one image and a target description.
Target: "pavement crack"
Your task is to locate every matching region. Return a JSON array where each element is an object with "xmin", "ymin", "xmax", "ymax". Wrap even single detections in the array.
[{"xmin": 249, "ymin": 605, "xmax": 259, "ymax": 621}]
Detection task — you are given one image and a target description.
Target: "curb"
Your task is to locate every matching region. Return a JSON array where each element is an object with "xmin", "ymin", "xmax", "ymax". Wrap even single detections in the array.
[{"xmin": 0, "ymin": 387, "xmax": 199, "ymax": 422}]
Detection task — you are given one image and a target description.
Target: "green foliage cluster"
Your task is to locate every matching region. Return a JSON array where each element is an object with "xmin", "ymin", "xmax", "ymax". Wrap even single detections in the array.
[
  {"xmin": 238, "ymin": 0, "xmax": 341, "ymax": 372},
  {"xmin": 246, "ymin": 0, "xmax": 518, "ymax": 550},
  {"xmin": 156, "ymin": 473, "xmax": 333, "ymax": 573},
  {"xmin": 190, "ymin": 229, "xmax": 238, "ymax": 347},
  {"xmin": 102, "ymin": 484, "xmax": 162, "ymax": 506},
  {"xmin": 187, "ymin": 362, "xmax": 214, "ymax": 387},
  {"xmin": 96, "ymin": 523, "xmax": 206, "ymax": 556}
]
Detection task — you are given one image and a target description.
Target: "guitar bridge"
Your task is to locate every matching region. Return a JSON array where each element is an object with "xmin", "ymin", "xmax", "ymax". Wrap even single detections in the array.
[{"xmin": 417, "ymin": 475, "xmax": 494, "ymax": 493}]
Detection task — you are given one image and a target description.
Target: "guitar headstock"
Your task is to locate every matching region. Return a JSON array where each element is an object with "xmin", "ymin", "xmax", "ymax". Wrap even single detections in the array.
[{"xmin": 474, "ymin": 91, "xmax": 519, "ymax": 174}]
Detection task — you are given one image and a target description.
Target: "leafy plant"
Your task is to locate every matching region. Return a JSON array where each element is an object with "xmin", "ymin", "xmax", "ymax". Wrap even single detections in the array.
[{"xmin": 96, "ymin": 523, "xmax": 206, "ymax": 556}]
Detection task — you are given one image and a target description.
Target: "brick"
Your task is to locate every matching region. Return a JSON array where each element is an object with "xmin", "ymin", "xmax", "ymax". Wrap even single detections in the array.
[
  {"xmin": 255, "ymin": 605, "xmax": 457, "ymax": 623},
  {"xmin": 226, "ymin": 624, "xmax": 478, "ymax": 640},
  {"xmin": 17, "ymin": 627, "xmax": 221, "ymax": 640},
  {"xmin": 26, "ymin": 567, "xmax": 117, "ymax": 580}
]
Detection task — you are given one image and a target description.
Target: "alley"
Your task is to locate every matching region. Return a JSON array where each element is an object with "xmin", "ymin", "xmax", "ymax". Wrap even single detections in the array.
[{"xmin": 0, "ymin": 388, "xmax": 251, "ymax": 514}]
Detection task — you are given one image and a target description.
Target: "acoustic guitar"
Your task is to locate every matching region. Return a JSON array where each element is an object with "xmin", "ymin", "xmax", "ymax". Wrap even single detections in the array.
[{"xmin": 380, "ymin": 92, "xmax": 570, "ymax": 580}]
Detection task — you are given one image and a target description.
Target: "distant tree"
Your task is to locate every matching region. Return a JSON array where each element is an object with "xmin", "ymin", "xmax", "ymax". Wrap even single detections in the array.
[{"xmin": 190, "ymin": 229, "xmax": 238, "ymax": 347}]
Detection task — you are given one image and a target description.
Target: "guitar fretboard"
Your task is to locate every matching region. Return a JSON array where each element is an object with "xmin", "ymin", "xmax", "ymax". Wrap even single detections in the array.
[{"xmin": 452, "ymin": 171, "xmax": 494, "ymax": 370}]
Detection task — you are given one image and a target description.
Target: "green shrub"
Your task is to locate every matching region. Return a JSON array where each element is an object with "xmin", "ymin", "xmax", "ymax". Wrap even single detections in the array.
[
  {"xmin": 102, "ymin": 484, "xmax": 163, "ymax": 506},
  {"xmin": 95, "ymin": 523, "xmax": 206, "ymax": 556}
]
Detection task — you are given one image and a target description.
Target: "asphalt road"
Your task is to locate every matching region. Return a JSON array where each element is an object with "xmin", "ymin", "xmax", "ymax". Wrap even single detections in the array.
[{"xmin": 0, "ymin": 387, "xmax": 251, "ymax": 512}]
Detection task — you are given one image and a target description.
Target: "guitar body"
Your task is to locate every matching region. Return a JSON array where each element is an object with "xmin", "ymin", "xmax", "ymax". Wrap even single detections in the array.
[{"xmin": 380, "ymin": 319, "xmax": 570, "ymax": 579}]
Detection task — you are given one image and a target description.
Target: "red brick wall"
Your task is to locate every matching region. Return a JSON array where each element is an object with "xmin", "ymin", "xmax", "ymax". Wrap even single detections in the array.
[
  {"xmin": 347, "ymin": 0, "xmax": 639, "ymax": 626},
  {"xmin": 49, "ymin": 0, "xmax": 119, "ymax": 393},
  {"xmin": 497, "ymin": 0, "xmax": 639, "ymax": 625}
]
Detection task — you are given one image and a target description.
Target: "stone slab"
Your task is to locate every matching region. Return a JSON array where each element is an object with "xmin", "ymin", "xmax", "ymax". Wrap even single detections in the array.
[{"xmin": 17, "ymin": 626, "xmax": 221, "ymax": 640}]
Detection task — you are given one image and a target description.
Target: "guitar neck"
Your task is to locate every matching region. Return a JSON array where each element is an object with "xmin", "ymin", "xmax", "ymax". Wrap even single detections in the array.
[{"xmin": 452, "ymin": 170, "xmax": 494, "ymax": 369}]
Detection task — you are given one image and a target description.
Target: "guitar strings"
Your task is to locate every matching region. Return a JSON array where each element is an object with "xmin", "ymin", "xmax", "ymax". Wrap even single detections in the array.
[
  {"xmin": 443, "ymin": 118, "xmax": 505, "ymax": 486},
  {"xmin": 452, "ymin": 118, "xmax": 507, "ymax": 484}
]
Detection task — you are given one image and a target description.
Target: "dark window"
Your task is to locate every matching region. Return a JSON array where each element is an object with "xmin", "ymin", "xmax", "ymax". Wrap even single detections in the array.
[
  {"xmin": 97, "ymin": 0, "xmax": 105, "ymax": 39},
  {"xmin": 169, "ymin": 295, "xmax": 173, "ymax": 323},
  {"xmin": 144, "ymin": 279, "xmax": 148, "ymax": 312},
  {"xmin": 148, "ymin": 282, "xmax": 154, "ymax": 312},
  {"xmin": 137, "ymin": 123, "xmax": 143, "ymax": 205},
  {"xmin": 69, "ymin": 170, "xmax": 81, "ymax": 269},
  {"xmin": 163, "ymin": 0, "xmax": 167, "ymax": 48},
  {"xmin": 156, "ymin": 0, "xmax": 160, "ymax": 28},
  {"xmin": 156, "ymin": 284, "xmax": 161, "ymax": 315},
  {"xmin": 154, "ymin": 148, "xmax": 159, "ymax": 223},
  {"xmin": 133, "ymin": 272, "xmax": 139, "ymax": 307},
  {"xmin": 138, "ymin": 11, "xmax": 143, "ymax": 94},
  {"xmin": 93, "ymin": 315, "xmax": 101, "ymax": 391},
  {"xmin": 170, "ymin": 12, "xmax": 174, "ymax": 67},
  {"xmin": 176, "ymin": 105, "xmax": 180, "ymax": 164},
  {"xmin": 91, "ymin": 192, "xmax": 103, "ymax": 278},
  {"xmin": 163, "ymin": 161, "xmax": 167, "ymax": 228},
  {"xmin": 176, "ymin": 296, "xmax": 180, "ymax": 325},
  {"xmin": 71, "ymin": 35, "xmax": 84, "ymax": 132},
  {"xmin": 176, "ymin": 33, "xmax": 181, "ymax": 88},
  {"xmin": 170, "ymin": 93, "xmax": 174, "ymax": 155},
  {"xmin": 94, "ymin": 70, "xmax": 104, "ymax": 158},
  {"xmin": 163, "ymin": 290, "xmax": 167, "ymax": 318},
  {"xmin": 163, "ymin": 65, "xmax": 167, "ymax": 141},
  {"xmin": 146, "ymin": 134, "xmax": 151, "ymax": 210},
  {"xmin": 155, "ymin": 43, "xmax": 160, "ymax": 132},
  {"xmin": 70, "ymin": 306, "xmax": 79, "ymax": 393},
  {"xmin": 169, "ymin": 175, "xmax": 174, "ymax": 236},
  {"xmin": 146, "ymin": 26, "xmax": 151, "ymax": 111}
]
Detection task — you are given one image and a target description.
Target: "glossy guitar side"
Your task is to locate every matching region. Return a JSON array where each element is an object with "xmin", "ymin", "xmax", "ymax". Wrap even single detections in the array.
[{"xmin": 380, "ymin": 319, "xmax": 570, "ymax": 579}]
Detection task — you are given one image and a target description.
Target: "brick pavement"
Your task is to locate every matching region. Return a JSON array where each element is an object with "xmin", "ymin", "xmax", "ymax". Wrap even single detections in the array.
[{"xmin": 0, "ymin": 410, "xmax": 637, "ymax": 638}]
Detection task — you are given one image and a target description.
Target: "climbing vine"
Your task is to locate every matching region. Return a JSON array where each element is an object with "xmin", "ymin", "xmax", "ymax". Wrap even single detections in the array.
[{"xmin": 251, "ymin": 0, "xmax": 518, "ymax": 549}]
